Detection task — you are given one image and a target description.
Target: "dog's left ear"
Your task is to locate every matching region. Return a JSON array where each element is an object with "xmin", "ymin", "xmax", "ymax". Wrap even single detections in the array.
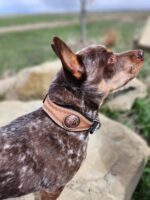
[{"xmin": 51, "ymin": 36, "xmax": 84, "ymax": 79}]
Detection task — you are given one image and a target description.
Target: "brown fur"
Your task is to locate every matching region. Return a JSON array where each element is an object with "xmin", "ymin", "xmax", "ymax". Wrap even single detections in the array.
[{"xmin": 0, "ymin": 37, "xmax": 144, "ymax": 200}]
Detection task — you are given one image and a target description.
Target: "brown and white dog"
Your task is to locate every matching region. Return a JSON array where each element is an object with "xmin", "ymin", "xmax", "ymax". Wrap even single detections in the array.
[{"xmin": 0, "ymin": 37, "xmax": 144, "ymax": 200}]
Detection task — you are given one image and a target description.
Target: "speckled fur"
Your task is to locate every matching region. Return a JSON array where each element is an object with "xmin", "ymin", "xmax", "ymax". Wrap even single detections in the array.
[
  {"xmin": 0, "ymin": 108, "xmax": 89, "ymax": 199},
  {"xmin": 0, "ymin": 37, "xmax": 144, "ymax": 200}
]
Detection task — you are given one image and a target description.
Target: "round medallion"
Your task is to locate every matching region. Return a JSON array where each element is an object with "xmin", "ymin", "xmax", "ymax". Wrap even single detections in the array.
[{"xmin": 64, "ymin": 115, "xmax": 80, "ymax": 128}]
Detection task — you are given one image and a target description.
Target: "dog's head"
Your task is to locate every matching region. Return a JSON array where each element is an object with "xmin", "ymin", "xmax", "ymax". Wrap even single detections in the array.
[{"xmin": 51, "ymin": 37, "xmax": 144, "ymax": 103}]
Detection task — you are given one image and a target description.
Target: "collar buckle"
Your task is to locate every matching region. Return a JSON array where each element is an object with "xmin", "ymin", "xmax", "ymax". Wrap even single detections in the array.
[{"xmin": 89, "ymin": 119, "xmax": 101, "ymax": 134}]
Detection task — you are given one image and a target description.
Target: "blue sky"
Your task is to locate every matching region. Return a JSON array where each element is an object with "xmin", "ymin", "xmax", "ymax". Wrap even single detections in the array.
[{"xmin": 0, "ymin": 0, "xmax": 150, "ymax": 15}]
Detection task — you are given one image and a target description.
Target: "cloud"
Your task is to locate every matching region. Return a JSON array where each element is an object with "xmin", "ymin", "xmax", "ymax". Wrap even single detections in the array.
[
  {"xmin": 89, "ymin": 0, "xmax": 150, "ymax": 10},
  {"xmin": 0, "ymin": 0, "xmax": 150, "ymax": 15}
]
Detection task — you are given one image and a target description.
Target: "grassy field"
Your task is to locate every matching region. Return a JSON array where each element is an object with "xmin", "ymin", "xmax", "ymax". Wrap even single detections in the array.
[
  {"xmin": 0, "ymin": 13, "xmax": 78, "ymax": 27},
  {"xmin": 0, "ymin": 12, "xmax": 150, "ymax": 199},
  {"xmin": 0, "ymin": 12, "xmax": 149, "ymax": 77}
]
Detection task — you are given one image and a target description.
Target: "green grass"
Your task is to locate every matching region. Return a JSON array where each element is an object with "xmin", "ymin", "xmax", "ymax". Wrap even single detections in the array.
[
  {"xmin": 132, "ymin": 98, "xmax": 150, "ymax": 143},
  {"xmin": 0, "ymin": 23, "xmax": 81, "ymax": 76},
  {"xmin": 132, "ymin": 158, "xmax": 150, "ymax": 200},
  {"xmin": 131, "ymin": 98, "xmax": 150, "ymax": 200},
  {"xmin": 0, "ymin": 14, "xmax": 148, "ymax": 77},
  {"xmin": 0, "ymin": 13, "xmax": 78, "ymax": 27}
]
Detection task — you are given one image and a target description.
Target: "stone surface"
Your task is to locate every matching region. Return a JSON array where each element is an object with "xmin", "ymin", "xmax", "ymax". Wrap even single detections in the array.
[
  {"xmin": 105, "ymin": 78, "xmax": 147, "ymax": 111},
  {"xmin": 138, "ymin": 17, "xmax": 150, "ymax": 49},
  {"xmin": 7, "ymin": 193, "xmax": 35, "ymax": 200},
  {"xmin": 0, "ymin": 100, "xmax": 149, "ymax": 200},
  {"xmin": 0, "ymin": 100, "xmax": 42, "ymax": 126},
  {"xmin": 2, "ymin": 60, "xmax": 61, "ymax": 100},
  {"xmin": 0, "ymin": 77, "xmax": 16, "ymax": 98}
]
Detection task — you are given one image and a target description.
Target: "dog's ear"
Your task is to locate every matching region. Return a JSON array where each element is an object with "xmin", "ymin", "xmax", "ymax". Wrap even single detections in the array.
[{"xmin": 51, "ymin": 36, "xmax": 84, "ymax": 79}]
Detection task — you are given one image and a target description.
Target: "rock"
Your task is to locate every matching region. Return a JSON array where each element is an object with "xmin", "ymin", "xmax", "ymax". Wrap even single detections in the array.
[
  {"xmin": 105, "ymin": 78, "xmax": 147, "ymax": 111},
  {"xmin": 0, "ymin": 77, "xmax": 16, "ymax": 99},
  {"xmin": 144, "ymin": 76, "xmax": 150, "ymax": 87},
  {"xmin": 138, "ymin": 16, "xmax": 150, "ymax": 50},
  {"xmin": 0, "ymin": 100, "xmax": 42, "ymax": 126},
  {"xmin": 7, "ymin": 193, "xmax": 35, "ymax": 200},
  {"xmin": 60, "ymin": 114, "xmax": 150, "ymax": 200},
  {"xmin": 0, "ymin": 101, "xmax": 149, "ymax": 200},
  {"xmin": 2, "ymin": 60, "xmax": 61, "ymax": 100}
]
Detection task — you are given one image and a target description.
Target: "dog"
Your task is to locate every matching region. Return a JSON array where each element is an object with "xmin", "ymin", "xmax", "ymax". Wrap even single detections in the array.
[{"xmin": 0, "ymin": 37, "xmax": 144, "ymax": 200}]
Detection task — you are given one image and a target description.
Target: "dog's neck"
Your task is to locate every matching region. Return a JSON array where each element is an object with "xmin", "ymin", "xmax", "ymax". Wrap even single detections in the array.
[{"xmin": 48, "ymin": 70, "xmax": 103, "ymax": 120}]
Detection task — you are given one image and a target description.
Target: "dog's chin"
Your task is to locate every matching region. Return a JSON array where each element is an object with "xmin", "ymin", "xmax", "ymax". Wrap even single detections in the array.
[{"xmin": 130, "ymin": 61, "xmax": 144, "ymax": 75}]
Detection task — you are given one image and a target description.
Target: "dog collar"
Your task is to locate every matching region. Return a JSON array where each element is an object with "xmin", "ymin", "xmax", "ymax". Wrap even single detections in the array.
[{"xmin": 42, "ymin": 95, "xmax": 101, "ymax": 134}]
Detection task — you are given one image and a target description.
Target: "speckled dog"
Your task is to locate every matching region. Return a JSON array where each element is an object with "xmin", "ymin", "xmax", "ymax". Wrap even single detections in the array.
[{"xmin": 0, "ymin": 37, "xmax": 144, "ymax": 200}]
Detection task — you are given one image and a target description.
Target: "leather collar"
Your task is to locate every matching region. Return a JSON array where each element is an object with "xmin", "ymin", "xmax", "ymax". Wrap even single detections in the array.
[{"xmin": 42, "ymin": 94, "xmax": 101, "ymax": 134}]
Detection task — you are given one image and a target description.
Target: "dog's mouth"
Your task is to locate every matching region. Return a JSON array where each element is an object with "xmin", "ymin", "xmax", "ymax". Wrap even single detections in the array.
[{"xmin": 130, "ymin": 60, "xmax": 144, "ymax": 75}]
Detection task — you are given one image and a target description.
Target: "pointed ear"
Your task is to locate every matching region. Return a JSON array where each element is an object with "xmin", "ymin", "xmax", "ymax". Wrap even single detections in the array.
[
  {"xmin": 51, "ymin": 36, "xmax": 84, "ymax": 79},
  {"xmin": 51, "ymin": 44, "xmax": 59, "ymax": 57}
]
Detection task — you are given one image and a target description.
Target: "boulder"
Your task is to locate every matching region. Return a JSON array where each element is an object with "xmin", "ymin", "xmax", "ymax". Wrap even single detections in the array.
[
  {"xmin": 0, "ymin": 100, "xmax": 42, "ymax": 126},
  {"xmin": 6, "ymin": 60, "xmax": 61, "ymax": 100},
  {"xmin": 105, "ymin": 78, "xmax": 147, "ymax": 111},
  {"xmin": 0, "ymin": 100, "xmax": 149, "ymax": 200},
  {"xmin": 0, "ymin": 77, "xmax": 16, "ymax": 99},
  {"xmin": 7, "ymin": 194, "xmax": 35, "ymax": 200}
]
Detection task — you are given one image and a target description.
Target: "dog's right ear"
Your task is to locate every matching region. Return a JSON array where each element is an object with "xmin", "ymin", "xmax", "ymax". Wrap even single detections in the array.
[{"xmin": 51, "ymin": 36, "xmax": 84, "ymax": 79}]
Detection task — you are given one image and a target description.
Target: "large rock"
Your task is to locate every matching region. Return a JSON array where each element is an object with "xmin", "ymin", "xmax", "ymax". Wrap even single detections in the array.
[
  {"xmin": 7, "ymin": 194, "xmax": 35, "ymax": 200},
  {"xmin": 0, "ymin": 77, "xmax": 16, "ymax": 99},
  {"xmin": 105, "ymin": 78, "xmax": 147, "ymax": 111},
  {"xmin": 0, "ymin": 100, "xmax": 149, "ymax": 200},
  {"xmin": 138, "ymin": 16, "xmax": 150, "ymax": 50},
  {"xmin": 0, "ymin": 60, "xmax": 61, "ymax": 100}
]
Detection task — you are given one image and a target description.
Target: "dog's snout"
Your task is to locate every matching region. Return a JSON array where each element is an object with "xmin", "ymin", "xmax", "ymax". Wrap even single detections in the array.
[{"xmin": 136, "ymin": 50, "xmax": 144, "ymax": 60}]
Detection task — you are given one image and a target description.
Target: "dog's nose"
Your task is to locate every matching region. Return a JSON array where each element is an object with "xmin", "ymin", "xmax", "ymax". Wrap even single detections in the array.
[{"xmin": 136, "ymin": 49, "xmax": 144, "ymax": 60}]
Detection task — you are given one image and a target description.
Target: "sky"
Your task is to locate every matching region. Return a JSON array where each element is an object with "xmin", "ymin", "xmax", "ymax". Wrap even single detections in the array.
[{"xmin": 0, "ymin": 0, "xmax": 150, "ymax": 15}]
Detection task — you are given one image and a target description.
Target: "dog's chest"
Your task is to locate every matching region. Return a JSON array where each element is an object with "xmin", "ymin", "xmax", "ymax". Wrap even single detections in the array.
[
  {"xmin": 40, "ymin": 131, "xmax": 89, "ymax": 190},
  {"xmin": 0, "ymin": 111, "xmax": 89, "ymax": 197}
]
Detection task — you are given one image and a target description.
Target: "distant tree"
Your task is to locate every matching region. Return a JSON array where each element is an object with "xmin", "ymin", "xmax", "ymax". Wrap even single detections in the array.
[
  {"xmin": 80, "ymin": 0, "xmax": 94, "ymax": 45},
  {"xmin": 80, "ymin": 0, "xmax": 87, "ymax": 44}
]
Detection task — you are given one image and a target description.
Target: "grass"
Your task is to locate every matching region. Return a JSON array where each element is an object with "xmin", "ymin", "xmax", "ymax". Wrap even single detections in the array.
[
  {"xmin": 132, "ymin": 158, "xmax": 150, "ymax": 200},
  {"xmin": 0, "ymin": 13, "xmax": 148, "ymax": 77},
  {"xmin": 0, "ymin": 13, "xmax": 78, "ymax": 27},
  {"xmin": 0, "ymin": 12, "xmax": 150, "ymax": 199},
  {"xmin": 0, "ymin": 23, "xmax": 80, "ymax": 76}
]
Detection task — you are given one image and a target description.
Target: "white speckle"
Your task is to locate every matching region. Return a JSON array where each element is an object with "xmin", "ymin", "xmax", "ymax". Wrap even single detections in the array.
[
  {"xmin": 11, "ymin": 127, "xmax": 16, "ymax": 131},
  {"xmin": 68, "ymin": 158, "xmax": 73, "ymax": 166},
  {"xmin": 58, "ymin": 139, "xmax": 63, "ymax": 145},
  {"xmin": 3, "ymin": 144, "xmax": 11, "ymax": 149},
  {"xmin": 68, "ymin": 132, "xmax": 76, "ymax": 137},
  {"xmin": 19, "ymin": 155, "xmax": 26, "ymax": 162},
  {"xmin": 83, "ymin": 145, "xmax": 86, "ymax": 152},
  {"xmin": 26, "ymin": 150, "xmax": 31, "ymax": 155},
  {"xmin": 77, "ymin": 134, "xmax": 85, "ymax": 141},
  {"xmin": 68, "ymin": 149, "xmax": 73, "ymax": 155},
  {"xmin": 18, "ymin": 183, "xmax": 23, "ymax": 189},
  {"xmin": 27, "ymin": 168, "xmax": 33, "ymax": 175},
  {"xmin": 21, "ymin": 166, "xmax": 28, "ymax": 173},
  {"xmin": 42, "ymin": 177, "xmax": 49, "ymax": 187},
  {"xmin": 5, "ymin": 171, "xmax": 14, "ymax": 176}
]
